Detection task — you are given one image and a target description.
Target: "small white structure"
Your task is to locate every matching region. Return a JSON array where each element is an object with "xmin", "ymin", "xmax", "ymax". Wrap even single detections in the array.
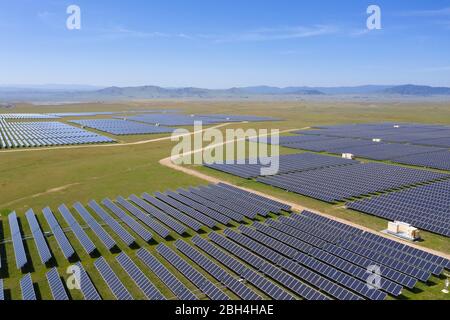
[
  {"xmin": 387, "ymin": 221, "xmax": 421, "ymax": 241},
  {"xmin": 342, "ymin": 153, "xmax": 355, "ymax": 160},
  {"xmin": 372, "ymin": 138, "xmax": 382, "ymax": 143},
  {"xmin": 393, "ymin": 125, "xmax": 400, "ymax": 128}
]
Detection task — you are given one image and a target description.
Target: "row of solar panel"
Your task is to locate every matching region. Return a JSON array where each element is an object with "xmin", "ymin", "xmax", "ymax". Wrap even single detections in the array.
[
  {"xmin": 69, "ymin": 119, "xmax": 174, "ymax": 136},
  {"xmin": 0, "ymin": 120, "xmax": 115, "ymax": 149}
]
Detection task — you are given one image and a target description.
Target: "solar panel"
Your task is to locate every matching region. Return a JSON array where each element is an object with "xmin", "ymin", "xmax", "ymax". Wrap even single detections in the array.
[
  {"xmin": 8, "ymin": 211, "xmax": 28, "ymax": 269},
  {"xmin": 128, "ymin": 195, "xmax": 187, "ymax": 235},
  {"xmin": 238, "ymin": 225, "xmax": 387, "ymax": 300},
  {"xmin": 42, "ymin": 207, "xmax": 75, "ymax": 260},
  {"xmin": 136, "ymin": 248, "xmax": 197, "ymax": 300},
  {"xmin": 152, "ymin": 192, "xmax": 217, "ymax": 228},
  {"xmin": 102, "ymin": 198, "xmax": 153, "ymax": 242},
  {"xmin": 175, "ymin": 240, "xmax": 262, "ymax": 300},
  {"xmin": 0, "ymin": 279, "xmax": 4, "ymax": 300},
  {"xmin": 116, "ymin": 196, "xmax": 170, "ymax": 238},
  {"xmin": 73, "ymin": 202, "xmax": 117, "ymax": 250},
  {"xmin": 25, "ymin": 209, "xmax": 53, "ymax": 264},
  {"xmin": 209, "ymin": 232, "xmax": 330, "ymax": 300},
  {"xmin": 191, "ymin": 235, "xmax": 295, "ymax": 300},
  {"xmin": 157, "ymin": 243, "xmax": 230, "ymax": 300},
  {"xmin": 69, "ymin": 119, "xmax": 173, "ymax": 136},
  {"xmin": 88, "ymin": 200, "xmax": 136, "ymax": 246},
  {"xmin": 20, "ymin": 273, "xmax": 36, "ymax": 300},
  {"xmin": 58, "ymin": 204, "xmax": 97, "ymax": 255},
  {"xmin": 94, "ymin": 257, "xmax": 133, "ymax": 300},
  {"xmin": 46, "ymin": 268, "xmax": 69, "ymax": 300},
  {"xmin": 76, "ymin": 262, "xmax": 102, "ymax": 300},
  {"xmin": 116, "ymin": 252, "xmax": 165, "ymax": 300}
]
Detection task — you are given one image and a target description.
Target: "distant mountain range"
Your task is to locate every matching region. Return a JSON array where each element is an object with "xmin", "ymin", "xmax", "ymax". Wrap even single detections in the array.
[{"xmin": 0, "ymin": 84, "xmax": 449, "ymax": 102}]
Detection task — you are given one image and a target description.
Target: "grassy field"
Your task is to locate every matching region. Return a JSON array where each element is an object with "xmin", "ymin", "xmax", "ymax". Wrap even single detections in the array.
[{"xmin": 0, "ymin": 100, "xmax": 449, "ymax": 300}]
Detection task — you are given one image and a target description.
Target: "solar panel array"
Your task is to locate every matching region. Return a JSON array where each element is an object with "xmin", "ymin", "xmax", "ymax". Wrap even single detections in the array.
[
  {"xmin": 42, "ymin": 207, "xmax": 75, "ymax": 260},
  {"xmin": 0, "ymin": 119, "xmax": 115, "ymax": 149},
  {"xmin": 88, "ymin": 200, "xmax": 136, "ymax": 246},
  {"xmin": 175, "ymin": 239, "xmax": 262, "ymax": 300},
  {"xmin": 205, "ymin": 153, "xmax": 358, "ymax": 179},
  {"xmin": 94, "ymin": 257, "xmax": 133, "ymax": 300},
  {"xmin": 73, "ymin": 202, "xmax": 117, "ymax": 250},
  {"xmin": 156, "ymin": 243, "xmax": 230, "ymax": 300},
  {"xmin": 0, "ymin": 113, "xmax": 58, "ymax": 119},
  {"xmin": 25, "ymin": 209, "xmax": 52, "ymax": 264},
  {"xmin": 391, "ymin": 150, "xmax": 450, "ymax": 171},
  {"xmin": 116, "ymin": 252, "xmax": 165, "ymax": 300},
  {"xmin": 123, "ymin": 113, "xmax": 278, "ymax": 126},
  {"xmin": 70, "ymin": 119, "xmax": 174, "ymax": 135},
  {"xmin": 8, "ymin": 211, "xmax": 28, "ymax": 269},
  {"xmin": 257, "ymin": 162, "xmax": 449, "ymax": 202},
  {"xmin": 46, "ymin": 268, "xmax": 69, "ymax": 300},
  {"xmin": 47, "ymin": 112, "xmax": 118, "ymax": 117},
  {"xmin": 76, "ymin": 262, "xmax": 102, "ymax": 300},
  {"xmin": 20, "ymin": 274, "xmax": 36, "ymax": 300},
  {"xmin": 348, "ymin": 179, "xmax": 450, "ymax": 237},
  {"xmin": 2, "ymin": 182, "xmax": 449, "ymax": 300},
  {"xmin": 136, "ymin": 248, "xmax": 198, "ymax": 300}
]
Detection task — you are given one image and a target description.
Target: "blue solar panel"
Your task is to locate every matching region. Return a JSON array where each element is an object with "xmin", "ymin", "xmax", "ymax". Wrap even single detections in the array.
[
  {"xmin": 46, "ymin": 268, "xmax": 69, "ymax": 300},
  {"xmin": 116, "ymin": 196, "xmax": 170, "ymax": 238},
  {"xmin": 76, "ymin": 262, "xmax": 102, "ymax": 300},
  {"xmin": 42, "ymin": 207, "xmax": 75, "ymax": 260},
  {"xmin": 94, "ymin": 257, "xmax": 133, "ymax": 300},
  {"xmin": 191, "ymin": 235, "xmax": 295, "ymax": 300},
  {"xmin": 8, "ymin": 211, "xmax": 28, "ymax": 269},
  {"xmin": 102, "ymin": 198, "xmax": 153, "ymax": 242},
  {"xmin": 116, "ymin": 252, "xmax": 165, "ymax": 300},
  {"xmin": 20, "ymin": 273, "xmax": 36, "ymax": 300},
  {"xmin": 0, "ymin": 279, "xmax": 4, "ymax": 300},
  {"xmin": 88, "ymin": 200, "xmax": 136, "ymax": 246},
  {"xmin": 59, "ymin": 204, "xmax": 97, "ymax": 255},
  {"xmin": 128, "ymin": 195, "xmax": 187, "ymax": 235},
  {"xmin": 25, "ymin": 209, "xmax": 53, "ymax": 264},
  {"xmin": 73, "ymin": 202, "xmax": 117, "ymax": 250},
  {"xmin": 70, "ymin": 119, "xmax": 174, "ymax": 135},
  {"xmin": 156, "ymin": 243, "xmax": 230, "ymax": 300},
  {"xmin": 391, "ymin": 151, "xmax": 450, "ymax": 172},
  {"xmin": 136, "ymin": 248, "xmax": 198, "ymax": 300},
  {"xmin": 175, "ymin": 239, "xmax": 262, "ymax": 300}
]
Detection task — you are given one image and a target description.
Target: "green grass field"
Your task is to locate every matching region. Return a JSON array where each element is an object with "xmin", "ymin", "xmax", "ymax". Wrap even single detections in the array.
[{"xmin": 0, "ymin": 100, "xmax": 449, "ymax": 300}]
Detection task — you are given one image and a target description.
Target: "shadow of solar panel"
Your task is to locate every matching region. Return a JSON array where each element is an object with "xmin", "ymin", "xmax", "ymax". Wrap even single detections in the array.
[
  {"xmin": 156, "ymin": 243, "xmax": 230, "ymax": 300},
  {"xmin": 116, "ymin": 196, "xmax": 170, "ymax": 239},
  {"xmin": 59, "ymin": 204, "xmax": 96, "ymax": 255},
  {"xmin": 42, "ymin": 207, "xmax": 75, "ymax": 260},
  {"xmin": 191, "ymin": 235, "xmax": 295, "ymax": 300},
  {"xmin": 116, "ymin": 252, "xmax": 165, "ymax": 300},
  {"xmin": 76, "ymin": 262, "xmax": 101, "ymax": 300},
  {"xmin": 25, "ymin": 209, "xmax": 53, "ymax": 264},
  {"xmin": 94, "ymin": 257, "xmax": 133, "ymax": 300},
  {"xmin": 8, "ymin": 212, "xmax": 28, "ymax": 269},
  {"xmin": 88, "ymin": 200, "xmax": 135, "ymax": 246},
  {"xmin": 20, "ymin": 273, "xmax": 36, "ymax": 301},
  {"xmin": 102, "ymin": 198, "xmax": 153, "ymax": 242},
  {"xmin": 128, "ymin": 195, "xmax": 186, "ymax": 235},
  {"xmin": 74, "ymin": 202, "xmax": 117, "ymax": 250},
  {"xmin": 175, "ymin": 240, "xmax": 262, "ymax": 300},
  {"xmin": 136, "ymin": 248, "xmax": 197, "ymax": 300},
  {"xmin": 46, "ymin": 268, "xmax": 69, "ymax": 300}
]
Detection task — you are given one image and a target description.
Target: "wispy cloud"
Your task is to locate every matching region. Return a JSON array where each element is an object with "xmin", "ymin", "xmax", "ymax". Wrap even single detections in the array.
[
  {"xmin": 206, "ymin": 25, "xmax": 338, "ymax": 43},
  {"xmin": 99, "ymin": 26, "xmax": 191, "ymax": 40},
  {"xmin": 400, "ymin": 7, "xmax": 450, "ymax": 17}
]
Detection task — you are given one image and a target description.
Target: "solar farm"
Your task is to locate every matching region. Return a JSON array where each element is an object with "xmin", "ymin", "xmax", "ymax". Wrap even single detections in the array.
[{"xmin": 1, "ymin": 102, "xmax": 450, "ymax": 302}]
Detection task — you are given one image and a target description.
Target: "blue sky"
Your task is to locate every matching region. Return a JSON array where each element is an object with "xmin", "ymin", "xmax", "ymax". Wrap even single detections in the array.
[{"xmin": 1, "ymin": 0, "xmax": 449, "ymax": 88}]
